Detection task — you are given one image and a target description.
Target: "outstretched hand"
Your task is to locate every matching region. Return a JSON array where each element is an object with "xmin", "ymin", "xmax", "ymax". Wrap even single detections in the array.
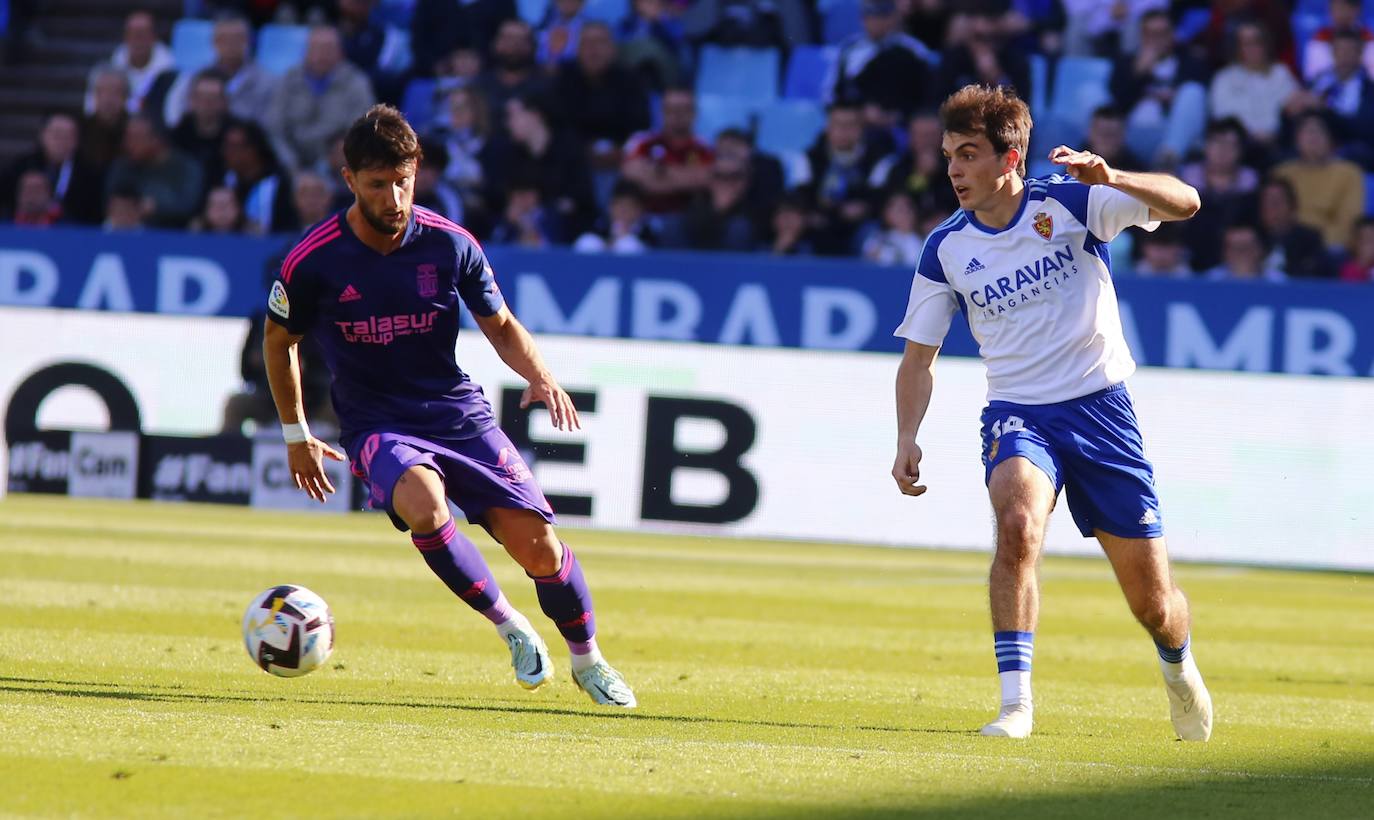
[
  {"xmin": 521, "ymin": 377, "xmax": 582, "ymax": 431},
  {"xmin": 1049, "ymin": 145, "xmax": 1115, "ymax": 185},
  {"xmin": 287, "ymin": 438, "xmax": 346, "ymax": 503}
]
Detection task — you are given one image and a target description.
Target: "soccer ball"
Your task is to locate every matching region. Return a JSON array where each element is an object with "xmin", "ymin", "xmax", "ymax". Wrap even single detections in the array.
[{"xmin": 241, "ymin": 584, "xmax": 335, "ymax": 677}]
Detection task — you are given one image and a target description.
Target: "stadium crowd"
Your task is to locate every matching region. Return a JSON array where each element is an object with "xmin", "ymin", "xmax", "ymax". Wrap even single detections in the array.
[{"xmin": 4, "ymin": 0, "xmax": 1374, "ymax": 282}]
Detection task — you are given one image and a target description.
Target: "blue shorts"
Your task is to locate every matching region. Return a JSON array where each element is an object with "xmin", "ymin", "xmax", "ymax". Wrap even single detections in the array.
[
  {"xmin": 346, "ymin": 427, "xmax": 555, "ymax": 534},
  {"xmin": 979, "ymin": 384, "xmax": 1163, "ymax": 540}
]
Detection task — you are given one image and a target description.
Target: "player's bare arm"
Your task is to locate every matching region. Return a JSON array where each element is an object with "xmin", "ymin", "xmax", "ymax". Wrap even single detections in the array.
[
  {"xmin": 893, "ymin": 341, "xmax": 939, "ymax": 498},
  {"xmin": 1048, "ymin": 145, "xmax": 1201, "ymax": 222},
  {"xmin": 262, "ymin": 319, "xmax": 345, "ymax": 502},
  {"xmin": 474, "ymin": 305, "xmax": 582, "ymax": 432}
]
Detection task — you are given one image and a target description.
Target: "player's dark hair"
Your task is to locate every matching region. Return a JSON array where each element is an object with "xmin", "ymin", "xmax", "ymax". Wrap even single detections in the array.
[
  {"xmin": 343, "ymin": 104, "xmax": 422, "ymax": 172},
  {"xmin": 939, "ymin": 84, "xmax": 1032, "ymax": 177}
]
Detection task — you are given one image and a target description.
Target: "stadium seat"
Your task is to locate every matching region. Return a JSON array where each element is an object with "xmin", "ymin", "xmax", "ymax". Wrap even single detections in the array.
[
  {"xmin": 582, "ymin": 0, "xmax": 629, "ymax": 23},
  {"xmin": 171, "ymin": 19, "xmax": 215, "ymax": 73},
  {"xmin": 783, "ymin": 45, "xmax": 837, "ymax": 101},
  {"xmin": 1174, "ymin": 8, "xmax": 1212, "ymax": 43},
  {"xmin": 1027, "ymin": 53, "xmax": 1048, "ymax": 119},
  {"xmin": 694, "ymin": 94, "xmax": 755, "ymax": 141},
  {"xmin": 257, "ymin": 23, "xmax": 310, "ymax": 77},
  {"xmin": 756, "ymin": 99, "xmax": 826, "ymax": 155},
  {"xmin": 1292, "ymin": 11, "xmax": 1326, "ymax": 60},
  {"xmin": 517, "ymin": 0, "xmax": 549, "ymax": 24},
  {"xmin": 696, "ymin": 46, "xmax": 779, "ymax": 102},
  {"xmin": 1365, "ymin": 173, "xmax": 1374, "ymax": 216},
  {"xmin": 1048, "ymin": 56, "xmax": 1113, "ymax": 136},
  {"xmin": 820, "ymin": 0, "xmax": 862, "ymax": 44},
  {"xmin": 401, "ymin": 78, "xmax": 438, "ymax": 132}
]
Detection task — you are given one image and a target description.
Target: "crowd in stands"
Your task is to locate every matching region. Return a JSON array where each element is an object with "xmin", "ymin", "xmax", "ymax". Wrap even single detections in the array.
[{"xmin": 4, "ymin": 0, "xmax": 1374, "ymax": 283}]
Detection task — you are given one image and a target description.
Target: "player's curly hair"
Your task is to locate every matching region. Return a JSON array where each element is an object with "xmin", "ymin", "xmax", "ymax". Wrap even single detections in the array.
[
  {"xmin": 939, "ymin": 85, "xmax": 1032, "ymax": 177},
  {"xmin": 343, "ymin": 104, "xmax": 422, "ymax": 171}
]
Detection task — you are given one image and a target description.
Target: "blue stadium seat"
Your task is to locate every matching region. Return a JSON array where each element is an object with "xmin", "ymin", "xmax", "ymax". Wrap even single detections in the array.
[
  {"xmin": 1365, "ymin": 173, "xmax": 1374, "ymax": 216},
  {"xmin": 582, "ymin": 0, "xmax": 629, "ymax": 24},
  {"xmin": 401, "ymin": 78, "xmax": 438, "ymax": 132},
  {"xmin": 696, "ymin": 46, "xmax": 779, "ymax": 102},
  {"xmin": 784, "ymin": 45, "xmax": 837, "ymax": 101},
  {"xmin": 1048, "ymin": 56, "xmax": 1113, "ymax": 136},
  {"xmin": 694, "ymin": 94, "xmax": 755, "ymax": 141},
  {"xmin": 171, "ymin": 19, "xmax": 215, "ymax": 72},
  {"xmin": 1028, "ymin": 53, "xmax": 1048, "ymax": 118},
  {"xmin": 517, "ymin": 0, "xmax": 548, "ymax": 24},
  {"xmin": 756, "ymin": 99, "xmax": 826, "ymax": 155},
  {"xmin": 257, "ymin": 23, "xmax": 310, "ymax": 77},
  {"xmin": 1292, "ymin": 10, "xmax": 1326, "ymax": 61},
  {"xmin": 821, "ymin": 0, "xmax": 862, "ymax": 44}
]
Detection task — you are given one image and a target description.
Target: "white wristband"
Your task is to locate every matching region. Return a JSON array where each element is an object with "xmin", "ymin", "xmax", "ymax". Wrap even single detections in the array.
[{"xmin": 282, "ymin": 421, "xmax": 310, "ymax": 445}]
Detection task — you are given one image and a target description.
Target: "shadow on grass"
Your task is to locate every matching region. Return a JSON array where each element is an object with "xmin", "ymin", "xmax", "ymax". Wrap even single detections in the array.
[{"xmin": 0, "ymin": 675, "xmax": 966, "ymax": 736}]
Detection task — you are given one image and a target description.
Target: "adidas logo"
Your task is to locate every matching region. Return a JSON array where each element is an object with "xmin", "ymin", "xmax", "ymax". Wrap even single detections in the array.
[
  {"xmin": 1139, "ymin": 509, "xmax": 1159, "ymax": 526},
  {"xmin": 338, "ymin": 285, "xmax": 362, "ymax": 303},
  {"xmin": 963, "ymin": 258, "xmax": 986, "ymax": 275}
]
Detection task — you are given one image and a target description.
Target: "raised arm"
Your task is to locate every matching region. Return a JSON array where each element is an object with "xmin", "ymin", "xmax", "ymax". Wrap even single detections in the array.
[
  {"xmin": 263, "ymin": 319, "xmax": 344, "ymax": 501},
  {"xmin": 1049, "ymin": 145, "xmax": 1201, "ymax": 222},
  {"xmin": 473, "ymin": 304, "xmax": 580, "ymax": 431},
  {"xmin": 893, "ymin": 341, "xmax": 940, "ymax": 497}
]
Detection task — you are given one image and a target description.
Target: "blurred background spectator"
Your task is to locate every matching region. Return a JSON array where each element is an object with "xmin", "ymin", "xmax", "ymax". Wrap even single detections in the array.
[
  {"xmin": 105, "ymin": 113, "xmax": 204, "ymax": 228},
  {"xmin": 263, "ymin": 25, "xmax": 374, "ymax": 169}
]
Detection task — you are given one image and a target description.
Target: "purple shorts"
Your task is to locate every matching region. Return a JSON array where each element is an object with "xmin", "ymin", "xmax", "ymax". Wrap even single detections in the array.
[{"xmin": 348, "ymin": 426, "xmax": 555, "ymax": 533}]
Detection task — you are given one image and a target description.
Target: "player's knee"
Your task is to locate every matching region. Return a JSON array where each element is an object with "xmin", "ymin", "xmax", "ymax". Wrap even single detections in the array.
[
  {"xmin": 1131, "ymin": 596, "xmax": 1172, "ymax": 632},
  {"xmin": 518, "ymin": 539, "xmax": 561, "ymax": 577},
  {"xmin": 994, "ymin": 508, "xmax": 1042, "ymax": 566},
  {"xmin": 392, "ymin": 470, "xmax": 447, "ymax": 533}
]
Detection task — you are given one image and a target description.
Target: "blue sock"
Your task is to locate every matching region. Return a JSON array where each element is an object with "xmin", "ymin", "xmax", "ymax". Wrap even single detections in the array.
[
  {"xmin": 994, "ymin": 631, "xmax": 1034, "ymax": 706},
  {"xmin": 1156, "ymin": 636, "xmax": 1190, "ymax": 665}
]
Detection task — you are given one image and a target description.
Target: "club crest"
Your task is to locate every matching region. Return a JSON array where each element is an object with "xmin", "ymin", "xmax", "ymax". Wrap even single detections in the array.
[
  {"xmin": 1033, "ymin": 211, "xmax": 1053, "ymax": 240},
  {"xmin": 416, "ymin": 264, "xmax": 438, "ymax": 298}
]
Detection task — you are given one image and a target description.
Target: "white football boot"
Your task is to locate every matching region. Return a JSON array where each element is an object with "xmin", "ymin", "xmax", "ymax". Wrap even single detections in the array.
[
  {"xmin": 980, "ymin": 703, "xmax": 1034, "ymax": 738},
  {"xmin": 572, "ymin": 660, "xmax": 637, "ymax": 707},
  {"xmin": 1163, "ymin": 658, "xmax": 1213, "ymax": 742},
  {"xmin": 503, "ymin": 624, "xmax": 553, "ymax": 691}
]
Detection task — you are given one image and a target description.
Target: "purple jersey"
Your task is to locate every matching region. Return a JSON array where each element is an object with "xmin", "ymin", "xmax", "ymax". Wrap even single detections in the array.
[{"xmin": 266, "ymin": 205, "xmax": 504, "ymax": 444}]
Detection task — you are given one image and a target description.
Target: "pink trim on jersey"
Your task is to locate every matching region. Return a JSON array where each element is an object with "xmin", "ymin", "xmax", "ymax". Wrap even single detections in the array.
[
  {"xmin": 282, "ymin": 215, "xmax": 341, "ymax": 283},
  {"xmin": 414, "ymin": 208, "xmax": 483, "ymax": 251}
]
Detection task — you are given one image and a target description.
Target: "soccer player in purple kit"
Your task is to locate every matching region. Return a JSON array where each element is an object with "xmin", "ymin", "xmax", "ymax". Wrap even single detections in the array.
[{"xmin": 262, "ymin": 105, "xmax": 635, "ymax": 707}]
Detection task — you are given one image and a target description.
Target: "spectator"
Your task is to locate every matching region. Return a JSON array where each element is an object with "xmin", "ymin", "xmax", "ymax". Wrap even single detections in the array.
[
  {"xmin": 1084, "ymin": 106, "xmax": 1146, "ymax": 173},
  {"xmin": 1180, "ymin": 118, "xmax": 1260, "ymax": 271},
  {"xmin": 162, "ymin": 15, "xmax": 277, "ymax": 128},
  {"xmin": 1257, "ymin": 178, "xmax": 1331, "ymax": 279},
  {"xmin": 1302, "ymin": 0, "xmax": 1374, "ymax": 82},
  {"xmin": 935, "ymin": 8, "xmax": 1031, "ymax": 109},
  {"xmin": 410, "ymin": 0, "xmax": 517, "ymax": 78},
  {"xmin": 828, "ymin": 0, "xmax": 938, "ymax": 124},
  {"xmin": 414, "ymin": 137, "xmax": 465, "ymax": 223},
  {"xmin": 1271, "ymin": 111, "xmax": 1366, "ymax": 251},
  {"xmin": 1108, "ymin": 9, "xmax": 1208, "ymax": 167},
  {"xmin": 552, "ymin": 22, "xmax": 651, "ymax": 169},
  {"xmin": 84, "ymin": 11, "xmax": 177, "ymax": 116},
  {"xmin": 1339, "ymin": 216, "xmax": 1374, "ymax": 282},
  {"xmin": 862, "ymin": 190, "xmax": 923, "ymax": 266},
  {"xmin": 11, "ymin": 170, "xmax": 62, "ymax": 227},
  {"xmin": 870, "ymin": 110, "xmax": 958, "ymax": 219},
  {"xmin": 189, "ymin": 185, "xmax": 247, "ymax": 233},
  {"xmin": 621, "ymin": 86, "xmax": 714, "ymax": 215},
  {"xmin": 104, "ymin": 114, "xmax": 204, "ymax": 228},
  {"xmin": 79, "ymin": 69, "xmax": 131, "ymax": 174},
  {"xmin": 617, "ymin": 0, "xmax": 691, "ymax": 90},
  {"xmin": 1059, "ymin": 0, "xmax": 1166, "ymax": 57},
  {"xmin": 1209, "ymin": 20, "xmax": 1300, "ymax": 148},
  {"xmin": 0, "ymin": 112, "xmax": 103, "ymax": 224},
  {"xmin": 537, "ymin": 0, "xmax": 588, "ymax": 67},
  {"xmin": 222, "ymin": 120, "xmax": 297, "ymax": 234},
  {"xmin": 574, "ymin": 180, "xmax": 657, "ymax": 253},
  {"xmin": 291, "ymin": 169, "xmax": 336, "ymax": 228},
  {"xmin": 103, "ymin": 182, "xmax": 146, "ymax": 231},
  {"xmin": 1200, "ymin": 0, "xmax": 1295, "ymax": 72},
  {"xmin": 489, "ymin": 93, "xmax": 596, "ymax": 241},
  {"xmin": 1132, "ymin": 222, "xmax": 1193, "ymax": 277},
  {"xmin": 767, "ymin": 193, "xmax": 814, "ymax": 256},
  {"xmin": 1306, "ymin": 29, "xmax": 1374, "ymax": 163},
  {"xmin": 684, "ymin": 154, "xmax": 757, "ymax": 251},
  {"xmin": 795, "ymin": 102, "xmax": 886, "ymax": 256},
  {"xmin": 171, "ymin": 71, "xmax": 239, "ymax": 192},
  {"xmin": 431, "ymin": 86, "xmax": 495, "ymax": 220},
  {"xmin": 475, "ymin": 18, "xmax": 547, "ymax": 135},
  {"xmin": 337, "ymin": 0, "xmax": 410, "ymax": 103},
  {"xmin": 1208, "ymin": 222, "xmax": 1284, "ymax": 281},
  {"xmin": 433, "ymin": 46, "xmax": 484, "ymax": 96},
  {"xmin": 263, "ymin": 25, "xmax": 375, "ymax": 169},
  {"xmin": 713, "ymin": 128, "xmax": 785, "ymax": 230},
  {"xmin": 488, "ymin": 182, "xmax": 555, "ymax": 247},
  {"xmin": 685, "ymin": 0, "xmax": 809, "ymax": 49}
]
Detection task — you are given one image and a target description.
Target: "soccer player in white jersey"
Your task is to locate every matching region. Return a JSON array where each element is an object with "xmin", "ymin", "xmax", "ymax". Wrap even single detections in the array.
[{"xmin": 892, "ymin": 85, "xmax": 1213, "ymax": 741}]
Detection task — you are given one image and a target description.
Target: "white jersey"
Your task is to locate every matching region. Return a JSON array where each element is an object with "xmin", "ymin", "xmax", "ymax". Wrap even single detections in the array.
[{"xmin": 895, "ymin": 175, "xmax": 1159, "ymax": 405}]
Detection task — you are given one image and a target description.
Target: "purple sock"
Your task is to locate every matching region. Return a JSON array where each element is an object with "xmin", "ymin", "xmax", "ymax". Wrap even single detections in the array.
[
  {"xmin": 412, "ymin": 518, "xmax": 506, "ymax": 618},
  {"xmin": 530, "ymin": 543, "xmax": 596, "ymax": 649}
]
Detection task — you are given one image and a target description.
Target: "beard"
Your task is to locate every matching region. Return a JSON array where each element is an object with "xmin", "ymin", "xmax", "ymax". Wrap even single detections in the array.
[{"xmin": 357, "ymin": 198, "xmax": 408, "ymax": 235}]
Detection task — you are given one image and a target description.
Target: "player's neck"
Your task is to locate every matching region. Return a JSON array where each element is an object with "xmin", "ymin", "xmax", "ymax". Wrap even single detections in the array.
[
  {"xmin": 972, "ymin": 175, "xmax": 1026, "ymax": 230},
  {"xmin": 346, "ymin": 204, "xmax": 407, "ymax": 255}
]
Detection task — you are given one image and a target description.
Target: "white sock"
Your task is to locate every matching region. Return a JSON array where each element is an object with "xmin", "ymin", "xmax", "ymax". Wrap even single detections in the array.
[
  {"xmin": 1160, "ymin": 651, "xmax": 1200, "ymax": 687},
  {"xmin": 999, "ymin": 670, "xmax": 1032, "ymax": 709},
  {"xmin": 569, "ymin": 640, "xmax": 603, "ymax": 672},
  {"xmin": 495, "ymin": 611, "xmax": 532, "ymax": 641}
]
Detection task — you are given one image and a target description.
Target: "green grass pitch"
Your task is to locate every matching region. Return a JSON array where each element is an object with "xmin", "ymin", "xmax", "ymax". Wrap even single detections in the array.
[{"xmin": 1, "ymin": 494, "xmax": 1371, "ymax": 819}]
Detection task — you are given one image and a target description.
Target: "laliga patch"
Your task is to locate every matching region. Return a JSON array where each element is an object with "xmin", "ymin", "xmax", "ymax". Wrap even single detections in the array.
[{"xmin": 268, "ymin": 280, "xmax": 290, "ymax": 318}]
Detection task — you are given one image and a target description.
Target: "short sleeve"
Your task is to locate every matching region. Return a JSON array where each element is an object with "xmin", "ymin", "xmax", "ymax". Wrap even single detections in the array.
[
  {"xmin": 894, "ymin": 238, "xmax": 958, "ymax": 346},
  {"xmin": 1088, "ymin": 184, "xmax": 1160, "ymax": 241},
  {"xmin": 456, "ymin": 240, "xmax": 504, "ymax": 317},
  {"xmin": 266, "ymin": 257, "xmax": 319, "ymax": 335}
]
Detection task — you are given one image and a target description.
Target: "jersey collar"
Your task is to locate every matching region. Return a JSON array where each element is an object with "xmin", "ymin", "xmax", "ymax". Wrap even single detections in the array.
[{"xmin": 964, "ymin": 182, "xmax": 1030, "ymax": 235}]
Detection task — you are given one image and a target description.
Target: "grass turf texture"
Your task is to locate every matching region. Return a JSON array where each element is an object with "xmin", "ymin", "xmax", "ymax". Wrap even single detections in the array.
[{"xmin": 0, "ymin": 494, "xmax": 1371, "ymax": 819}]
